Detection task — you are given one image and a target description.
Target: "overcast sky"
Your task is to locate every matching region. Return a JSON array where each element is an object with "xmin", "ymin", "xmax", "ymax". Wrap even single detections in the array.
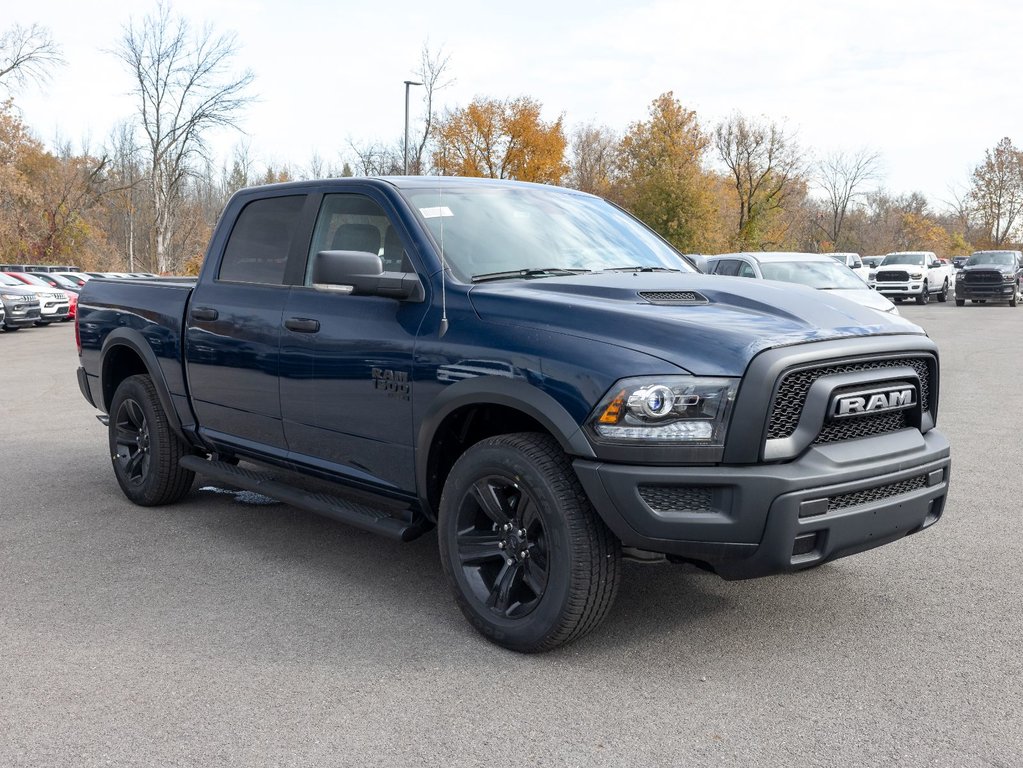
[{"xmin": 8, "ymin": 0, "xmax": 1022, "ymax": 206}]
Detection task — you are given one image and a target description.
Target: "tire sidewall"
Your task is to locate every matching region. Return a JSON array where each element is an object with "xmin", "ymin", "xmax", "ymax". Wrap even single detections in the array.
[{"xmin": 438, "ymin": 440, "xmax": 576, "ymax": 651}]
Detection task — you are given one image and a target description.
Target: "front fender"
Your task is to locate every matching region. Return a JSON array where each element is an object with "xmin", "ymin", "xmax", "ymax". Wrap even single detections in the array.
[{"xmin": 415, "ymin": 375, "xmax": 596, "ymax": 500}]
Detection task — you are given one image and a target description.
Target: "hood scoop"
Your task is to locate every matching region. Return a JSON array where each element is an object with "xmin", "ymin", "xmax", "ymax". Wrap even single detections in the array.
[{"xmin": 639, "ymin": 290, "xmax": 709, "ymax": 306}]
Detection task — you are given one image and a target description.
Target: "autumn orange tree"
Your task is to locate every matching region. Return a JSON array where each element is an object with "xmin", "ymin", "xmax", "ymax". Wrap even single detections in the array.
[
  {"xmin": 433, "ymin": 96, "xmax": 568, "ymax": 182},
  {"xmin": 614, "ymin": 92, "xmax": 718, "ymax": 253}
]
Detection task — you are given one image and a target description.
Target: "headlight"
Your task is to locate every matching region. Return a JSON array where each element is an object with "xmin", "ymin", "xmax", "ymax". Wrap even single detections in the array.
[
  {"xmin": 868, "ymin": 271, "xmax": 876, "ymax": 280},
  {"xmin": 1, "ymin": 293, "xmax": 26, "ymax": 300},
  {"xmin": 909, "ymin": 272, "xmax": 923, "ymax": 280},
  {"xmin": 956, "ymin": 272, "xmax": 964, "ymax": 280},
  {"xmin": 1003, "ymin": 273, "xmax": 1015, "ymax": 282},
  {"xmin": 588, "ymin": 376, "xmax": 738, "ymax": 445}
]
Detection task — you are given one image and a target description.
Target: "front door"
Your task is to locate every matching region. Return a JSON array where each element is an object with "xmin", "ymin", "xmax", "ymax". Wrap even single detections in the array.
[{"xmin": 279, "ymin": 192, "xmax": 427, "ymax": 494}]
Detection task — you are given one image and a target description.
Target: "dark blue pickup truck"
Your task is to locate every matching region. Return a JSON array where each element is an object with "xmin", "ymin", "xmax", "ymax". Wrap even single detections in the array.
[{"xmin": 76, "ymin": 177, "xmax": 951, "ymax": 652}]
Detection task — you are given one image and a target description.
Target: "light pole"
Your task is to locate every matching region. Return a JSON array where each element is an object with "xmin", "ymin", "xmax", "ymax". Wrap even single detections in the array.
[{"xmin": 403, "ymin": 79, "xmax": 423, "ymax": 175}]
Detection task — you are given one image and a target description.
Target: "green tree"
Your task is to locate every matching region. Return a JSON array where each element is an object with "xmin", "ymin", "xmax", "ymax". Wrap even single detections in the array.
[{"xmin": 614, "ymin": 92, "xmax": 716, "ymax": 252}]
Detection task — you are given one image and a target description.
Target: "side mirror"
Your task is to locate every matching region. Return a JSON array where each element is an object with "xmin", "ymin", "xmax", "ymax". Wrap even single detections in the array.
[{"xmin": 312, "ymin": 250, "xmax": 424, "ymax": 302}]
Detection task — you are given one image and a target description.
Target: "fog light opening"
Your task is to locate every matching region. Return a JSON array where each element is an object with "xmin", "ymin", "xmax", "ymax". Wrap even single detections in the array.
[{"xmin": 791, "ymin": 531, "xmax": 823, "ymax": 562}]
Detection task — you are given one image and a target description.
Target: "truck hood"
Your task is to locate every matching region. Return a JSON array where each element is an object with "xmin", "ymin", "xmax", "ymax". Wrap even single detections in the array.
[{"xmin": 468, "ymin": 273, "xmax": 924, "ymax": 376}]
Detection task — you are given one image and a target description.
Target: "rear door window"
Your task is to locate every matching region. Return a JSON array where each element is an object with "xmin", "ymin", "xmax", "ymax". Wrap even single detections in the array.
[{"xmin": 218, "ymin": 195, "xmax": 306, "ymax": 284}]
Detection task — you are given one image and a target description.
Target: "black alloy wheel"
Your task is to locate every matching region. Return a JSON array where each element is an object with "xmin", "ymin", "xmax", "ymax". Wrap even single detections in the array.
[
  {"xmin": 937, "ymin": 280, "xmax": 948, "ymax": 302},
  {"xmin": 1011, "ymin": 283, "xmax": 1019, "ymax": 307},
  {"xmin": 438, "ymin": 433, "xmax": 621, "ymax": 653},
  {"xmin": 917, "ymin": 283, "xmax": 929, "ymax": 304},
  {"xmin": 453, "ymin": 474, "xmax": 550, "ymax": 620},
  {"xmin": 113, "ymin": 396, "xmax": 152, "ymax": 487}
]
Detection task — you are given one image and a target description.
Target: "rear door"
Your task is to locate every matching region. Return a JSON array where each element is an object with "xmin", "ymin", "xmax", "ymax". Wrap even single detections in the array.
[
  {"xmin": 185, "ymin": 192, "xmax": 313, "ymax": 454},
  {"xmin": 278, "ymin": 190, "xmax": 428, "ymax": 494}
]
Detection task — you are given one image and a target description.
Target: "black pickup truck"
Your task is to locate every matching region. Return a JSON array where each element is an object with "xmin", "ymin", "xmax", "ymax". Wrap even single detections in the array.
[
  {"xmin": 76, "ymin": 177, "xmax": 951, "ymax": 652},
  {"xmin": 954, "ymin": 249, "xmax": 1023, "ymax": 306}
]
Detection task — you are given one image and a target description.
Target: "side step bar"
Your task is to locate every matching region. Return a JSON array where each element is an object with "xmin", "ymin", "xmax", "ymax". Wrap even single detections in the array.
[{"xmin": 179, "ymin": 456, "xmax": 424, "ymax": 542}]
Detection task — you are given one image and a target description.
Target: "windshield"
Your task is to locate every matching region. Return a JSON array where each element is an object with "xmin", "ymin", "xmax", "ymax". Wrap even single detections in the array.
[
  {"xmin": 14, "ymin": 273, "xmax": 51, "ymax": 286},
  {"xmin": 759, "ymin": 261, "xmax": 868, "ymax": 289},
  {"xmin": 966, "ymin": 251, "xmax": 1017, "ymax": 267},
  {"xmin": 402, "ymin": 185, "xmax": 695, "ymax": 281},
  {"xmin": 881, "ymin": 253, "xmax": 926, "ymax": 266},
  {"xmin": 0, "ymin": 273, "xmax": 28, "ymax": 287}
]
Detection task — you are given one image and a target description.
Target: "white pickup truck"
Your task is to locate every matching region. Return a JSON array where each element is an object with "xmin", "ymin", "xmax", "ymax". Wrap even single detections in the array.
[{"xmin": 871, "ymin": 251, "xmax": 954, "ymax": 304}]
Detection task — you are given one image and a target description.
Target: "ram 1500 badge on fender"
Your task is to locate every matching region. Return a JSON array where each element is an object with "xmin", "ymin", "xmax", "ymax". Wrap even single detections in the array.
[{"xmin": 76, "ymin": 177, "xmax": 952, "ymax": 653}]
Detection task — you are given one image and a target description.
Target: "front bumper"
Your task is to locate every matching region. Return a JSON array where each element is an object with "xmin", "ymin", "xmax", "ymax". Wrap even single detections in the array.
[
  {"xmin": 876, "ymin": 281, "xmax": 925, "ymax": 296},
  {"xmin": 2, "ymin": 306, "xmax": 41, "ymax": 327},
  {"xmin": 574, "ymin": 428, "xmax": 950, "ymax": 580},
  {"xmin": 956, "ymin": 282, "xmax": 1015, "ymax": 300},
  {"xmin": 38, "ymin": 302, "xmax": 70, "ymax": 322}
]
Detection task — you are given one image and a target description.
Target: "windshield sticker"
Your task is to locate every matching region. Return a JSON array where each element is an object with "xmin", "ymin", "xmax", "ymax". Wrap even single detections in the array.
[{"xmin": 420, "ymin": 206, "xmax": 454, "ymax": 219}]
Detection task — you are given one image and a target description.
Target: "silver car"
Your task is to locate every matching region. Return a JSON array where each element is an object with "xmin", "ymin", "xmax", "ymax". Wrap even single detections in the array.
[{"xmin": 704, "ymin": 252, "xmax": 900, "ymax": 315}]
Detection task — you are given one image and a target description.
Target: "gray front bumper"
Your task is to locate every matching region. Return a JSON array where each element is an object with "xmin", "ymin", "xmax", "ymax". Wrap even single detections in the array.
[{"xmin": 574, "ymin": 428, "xmax": 950, "ymax": 580}]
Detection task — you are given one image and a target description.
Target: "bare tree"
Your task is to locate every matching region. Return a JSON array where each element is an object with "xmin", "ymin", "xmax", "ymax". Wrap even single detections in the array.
[
  {"xmin": 565, "ymin": 121, "xmax": 619, "ymax": 197},
  {"xmin": 114, "ymin": 2, "xmax": 254, "ymax": 273},
  {"xmin": 968, "ymin": 136, "xmax": 1023, "ymax": 246},
  {"xmin": 0, "ymin": 23, "xmax": 64, "ymax": 93},
  {"xmin": 409, "ymin": 43, "xmax": 453, "ymax": 175},
  {"xmin": 814, "ymin": 147, "xmax": 882, "ymax": 248},
  {"xmin": 714, "ymin": 113, "xmax": 804, "ymax": 249}
]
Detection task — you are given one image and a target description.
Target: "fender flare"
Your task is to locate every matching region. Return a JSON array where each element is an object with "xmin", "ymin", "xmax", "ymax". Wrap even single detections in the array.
[
  {"xmin": 415, "ymin": 375, "xmax": 596, "ymax": 501},
  {"xmin": 99, "ymin": 328, "xmax": 188, "ymax": 443}
]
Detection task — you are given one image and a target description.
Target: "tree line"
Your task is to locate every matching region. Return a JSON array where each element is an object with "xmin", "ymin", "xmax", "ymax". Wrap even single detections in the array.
[{"xmin": 0, "ymin": 8, "xmax": 1018, "ymax": 275}]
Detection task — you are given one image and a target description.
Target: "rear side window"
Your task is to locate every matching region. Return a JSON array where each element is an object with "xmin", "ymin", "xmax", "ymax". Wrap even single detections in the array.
[
  {"xmin": 219, "ymin": 195, "xmax": 306, "ymax": 284},
  {"xmin": 713, "ymin": 260, "xmax": 740, "ymax": 276},
  {"xmin": 737, "ymin": 261, "xmax": 756, "ymax": 278}
]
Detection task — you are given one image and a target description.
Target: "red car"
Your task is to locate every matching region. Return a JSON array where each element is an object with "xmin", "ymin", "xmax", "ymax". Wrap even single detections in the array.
[{"xmin": 7, "ymin": 272, "xmax": 77, "ymax": 320}]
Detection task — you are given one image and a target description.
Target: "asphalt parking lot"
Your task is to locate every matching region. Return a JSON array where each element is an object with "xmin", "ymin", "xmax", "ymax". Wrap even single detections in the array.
[{"xmin": 1, "ymin": 300, "xmax": 1020, "ymax": 767}]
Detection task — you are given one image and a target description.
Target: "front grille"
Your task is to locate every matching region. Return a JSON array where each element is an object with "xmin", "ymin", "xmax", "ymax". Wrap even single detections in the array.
[
  {"xmin": 639, "ymin": 290, "xmax": 708, "ymax": 305},
  {"xmin": 876, "ymin": 270, "xmax": 909, "ymax": 282},
  {"xmin": 827, "ymin": 474, "xmax": 928, "ymax": 511},
  {"xmin": 638, "ymin": 485, "xmax": 713, "ymax": 513},
  {"xmin": 813, "ymin": 411, "xmax": 908, "ymax": 445},
  {"xmin": 964, "ymin": 271, "xmax": 1003, "ymax": 284},
  {"xmin": 767, "ymin": 357, "xmax": 931, "ymax": 440}
]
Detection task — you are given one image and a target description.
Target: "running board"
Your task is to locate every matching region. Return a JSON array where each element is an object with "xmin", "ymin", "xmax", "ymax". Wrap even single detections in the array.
[{"xmin": 179, "ymin": 456, "xmax": 424, "ymax": 542}]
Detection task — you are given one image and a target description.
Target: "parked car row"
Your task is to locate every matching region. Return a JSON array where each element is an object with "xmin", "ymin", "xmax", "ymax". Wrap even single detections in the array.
[
  {"xmin": 0, "ymin": 271, "xmax": 72, "ymax": 331},
  {"xmin": 696, "ymin": 251, "xmax": 901, "ymax": 315}
]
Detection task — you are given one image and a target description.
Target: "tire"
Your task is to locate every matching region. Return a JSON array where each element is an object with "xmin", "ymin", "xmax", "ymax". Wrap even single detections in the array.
[
  {"xmin": 108, "ymin": 374, "xmax": 194, "ymax": 506},
  {"xmin": 1011, "ymin": 284, "xmax": 1018, "ymax": 307},
  {"xmin": 955, "ymin": 299, "xmax": 965, "ymax": 307},
  {"xmin": 438, "ymin": 432, "xmax": 621, "ymax": 653},
  {"xmin": 916, "ymin": 283, "xmax": 929, "ymax": 305},
  {"xmin": 937, "ymin": 279, "xmax": 948, "ymax": 302},
  {"xmin": 3, "ymin": 324, "xmax": 20, "ymax": 332}
]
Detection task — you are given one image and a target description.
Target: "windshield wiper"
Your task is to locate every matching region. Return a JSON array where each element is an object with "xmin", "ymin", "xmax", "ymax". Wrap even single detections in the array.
[
  {"xmin": 471, "ymin": 267, "xmax": 591, "ymax": 283},
  {"xmin": 600, "ymin": 266, "xmax": 683, "ymax": 273}
]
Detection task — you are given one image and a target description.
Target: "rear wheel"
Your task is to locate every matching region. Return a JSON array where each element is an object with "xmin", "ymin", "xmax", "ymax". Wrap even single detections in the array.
[
  {"xmin": 438, "ymin": 433, "xmax": 621, "ymax": 653},
  {"xmin": 108, "ymin": 375, "xmax": 194, "ymax": 506}
]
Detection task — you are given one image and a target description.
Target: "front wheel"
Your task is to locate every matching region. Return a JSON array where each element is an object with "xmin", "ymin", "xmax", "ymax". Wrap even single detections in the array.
[
  {"xmin": 937, "ymin": 279, "xmax": 948, "ymax": 302},
  {"xmin": 955, "ymin": 298, "xmax": 965, "ymax": 307},
  {"xmin": 917, "ymin": 283, "xmax": 929, "ymax": 305},
  {"xmin": 108, "ymin": 375, "xmax": 194, "ymax": 506},
  {"xmin": 438, "ymin": 433, "xmax": 621, "ymax": 653},
  {"xmin": 1011, "ymin": 284, "xmax": 1018, "ymax": 307}
]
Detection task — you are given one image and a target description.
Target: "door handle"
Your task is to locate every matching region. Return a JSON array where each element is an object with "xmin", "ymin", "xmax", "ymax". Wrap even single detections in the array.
[
  {"xmin": 284, "ymin": 317, "xmax": 320, "ymax": 333},
  {"xmin": 190, "ymin": 307, "xmax": 218, "ymax": 321}
]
